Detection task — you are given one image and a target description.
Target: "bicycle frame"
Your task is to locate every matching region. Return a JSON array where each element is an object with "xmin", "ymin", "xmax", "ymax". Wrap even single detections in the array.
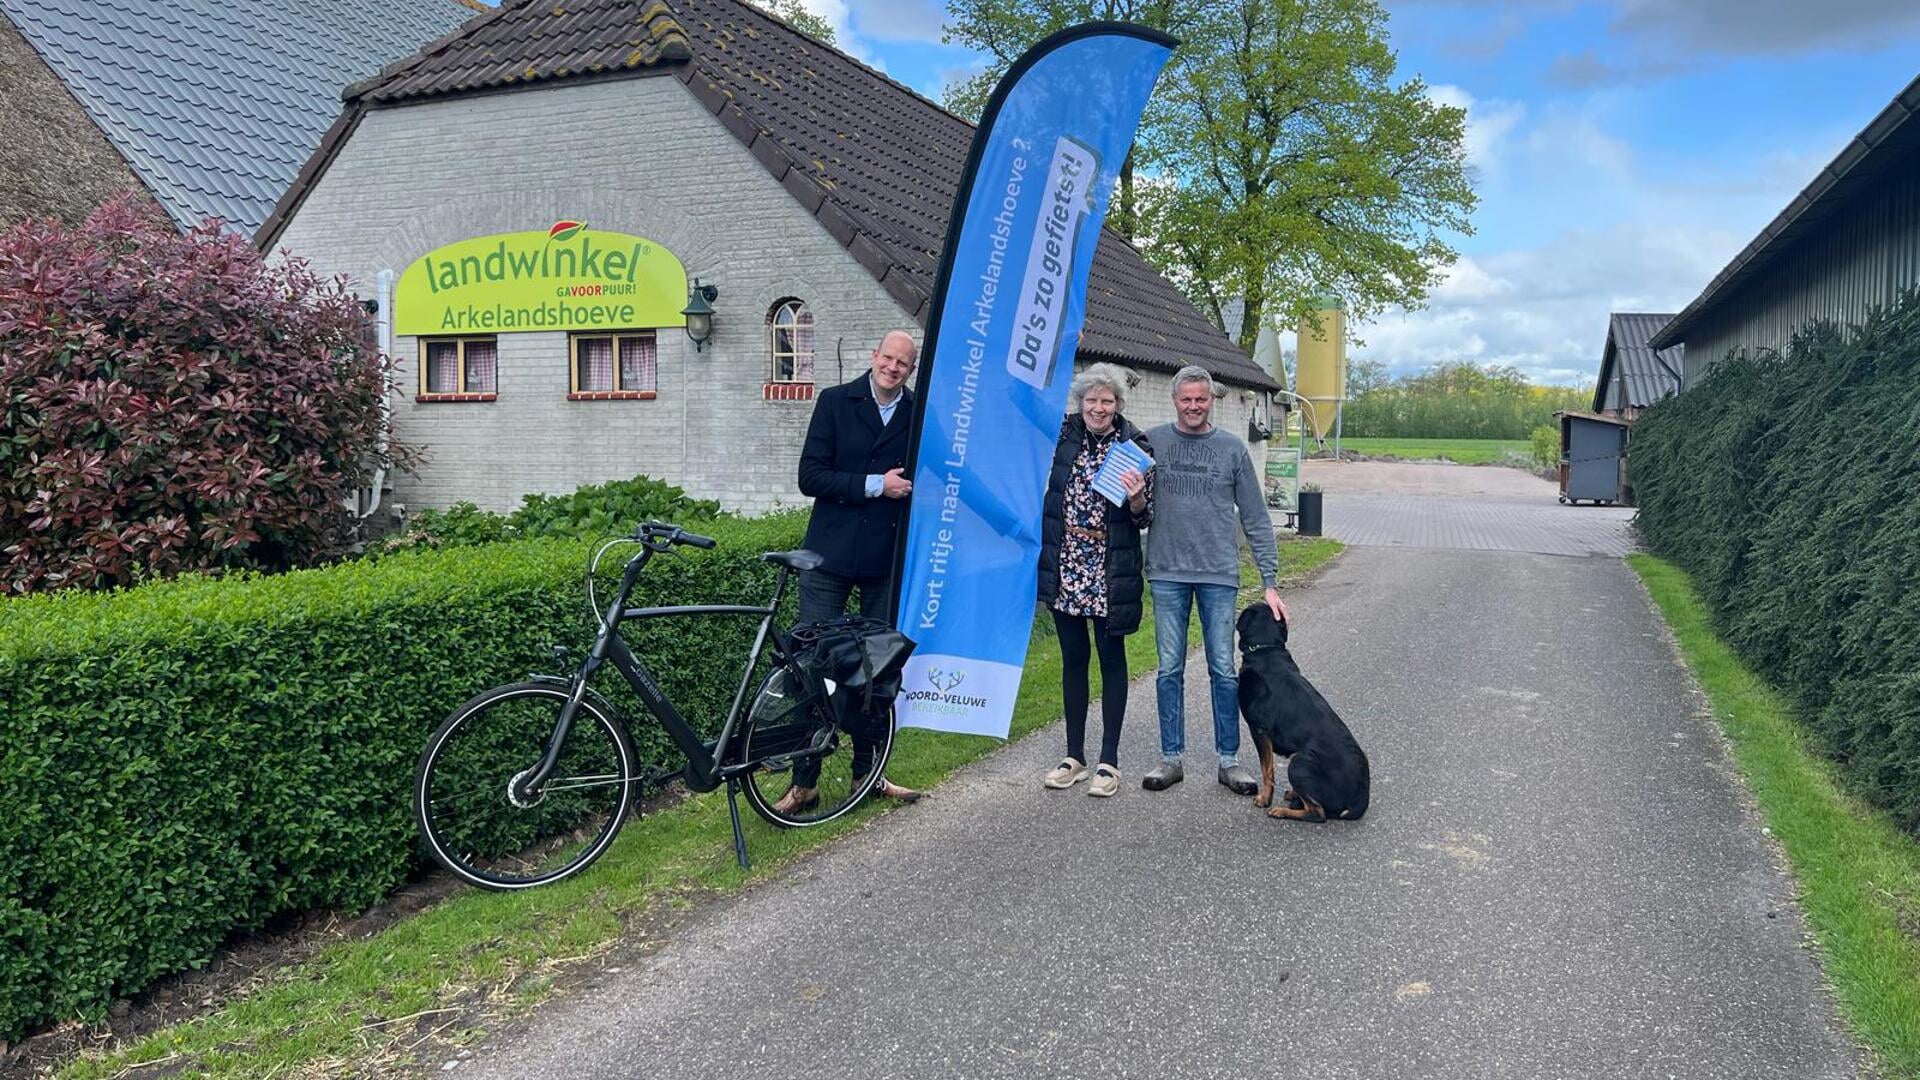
[{"xmin": 514, "ymin": 543, "xmax": 800, "ymax": 802}]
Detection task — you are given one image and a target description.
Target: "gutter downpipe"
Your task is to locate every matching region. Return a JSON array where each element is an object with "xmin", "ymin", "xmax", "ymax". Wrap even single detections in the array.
[{"xmin": 362, "ymin": 268, "xmax": 394, "ymax": 519}]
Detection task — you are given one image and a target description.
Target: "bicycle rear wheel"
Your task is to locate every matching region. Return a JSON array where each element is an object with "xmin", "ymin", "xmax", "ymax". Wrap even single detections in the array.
[
  {"xmin": 415, "ymin": 682, "xmax": 637, "ymax": 889},
  {"xmin": 738, "ymin": 666, "xmax": 895, "ymax": 828}
]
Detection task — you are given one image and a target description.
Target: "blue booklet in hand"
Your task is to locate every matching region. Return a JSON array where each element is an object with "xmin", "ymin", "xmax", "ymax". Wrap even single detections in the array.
[{"xmin": 1091, "ymin": 439, "xmax": 1153, "ymax": 506}]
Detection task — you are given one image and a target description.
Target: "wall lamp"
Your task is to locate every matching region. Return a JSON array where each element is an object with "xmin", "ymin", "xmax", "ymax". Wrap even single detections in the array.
[{"xmin": 681, "ymin": 279, "xmax": 719, "ymax": 352}]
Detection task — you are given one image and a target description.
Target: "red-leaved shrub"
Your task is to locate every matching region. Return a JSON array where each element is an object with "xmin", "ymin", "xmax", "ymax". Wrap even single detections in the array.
[{"xmin": 0, "ymin": 196, "xmax": 409, "ymax": 594}]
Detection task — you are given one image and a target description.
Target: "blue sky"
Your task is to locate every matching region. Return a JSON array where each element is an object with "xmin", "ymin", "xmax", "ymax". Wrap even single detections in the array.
[{"xmin": 793, "ymin": 0, "xmax": 1920, "ymax": 385}]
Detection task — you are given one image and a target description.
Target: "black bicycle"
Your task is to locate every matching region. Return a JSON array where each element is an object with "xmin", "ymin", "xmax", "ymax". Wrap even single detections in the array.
[{"xmin": 413, "ymin": 522, "xmax": 910, "ymax": 889}]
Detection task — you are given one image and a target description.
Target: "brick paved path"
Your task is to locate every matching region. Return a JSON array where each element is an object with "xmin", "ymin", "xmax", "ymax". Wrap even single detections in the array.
[
  {"xmin": 1284, "ymin": 461, "xmax": 1638, "ymax": 557},
  {"xmin": 1313, "ymin": 494, "xmax": 1638, "ymax": 557}
]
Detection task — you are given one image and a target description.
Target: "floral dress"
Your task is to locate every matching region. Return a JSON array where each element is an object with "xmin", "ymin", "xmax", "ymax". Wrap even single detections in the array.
[{"xmin": 1053, "ymin": 427, "xmax": 1150, "ymax": 618}]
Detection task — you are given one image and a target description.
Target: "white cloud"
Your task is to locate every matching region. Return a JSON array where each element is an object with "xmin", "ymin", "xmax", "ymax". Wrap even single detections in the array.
[
  {"xmin": 1353, "ymin": 223, "xmax": 1748, "ymax": 385},
  {"xmin": 782, "ymin": 0, "xmax": 945, "ymax": 64},
  {"xmin": 781, "ymin": 0, "xmax": 886, "ymax": 68},
  {"xmin": 1429, "ymin": 84, "xmax": 1526, "ymax": 179},
  {"xmin": 1428, "ymin": 255, "xmax": 1510, "ymax": 304},
  {"xmin": 1344, "ymin": 92, "xmax": 1822, "ymax": 386},
  {"xmin": 1408, "ymin": 0, "xmax": 1920, "ymax": 60},
  {"xmin": 1521, "ymin": 102, "xmax": 1635, "ymax": 179},
  {"xmin": 1612, "ymin": 0, "xmax": 1920, "ymax": 56},
  {"xmin": 844, "ymin": 0, "xmax": 948, "ymax": 43}
]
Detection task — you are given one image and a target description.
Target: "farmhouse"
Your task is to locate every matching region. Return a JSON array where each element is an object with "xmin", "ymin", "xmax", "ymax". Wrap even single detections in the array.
[{"xmin": 259, "ymin": 0, "xmax": 1279, "ymax": 515}]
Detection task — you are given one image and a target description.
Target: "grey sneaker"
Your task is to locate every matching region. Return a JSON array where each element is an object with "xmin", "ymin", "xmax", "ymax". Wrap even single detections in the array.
[
  {"xmin": 1218, "ymin": 763, "xmax": 1258, "ymax": 796},
  {"xmin": 1142, "ymin": 761, "xmax": 1184, "ymax": 791}
]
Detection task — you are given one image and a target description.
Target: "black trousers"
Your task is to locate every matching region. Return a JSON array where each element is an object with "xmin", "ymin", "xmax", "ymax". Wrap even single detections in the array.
[
  {"xmin": 792, "ymin": 569, "xmax": 891, "ymax": 789},
  {"xmin": 1052, "ymin": 609, "xmax": 1128, "ymax": 768},
  {"xmin": 796, "ymin": 568, "xmax": 892, "ymax": 625}
]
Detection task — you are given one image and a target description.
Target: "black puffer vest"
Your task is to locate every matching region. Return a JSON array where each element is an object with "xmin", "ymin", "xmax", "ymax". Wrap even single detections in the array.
[{"xmin": 1035, "ymin": 413, "xmax": 1153, "ymax": 635}]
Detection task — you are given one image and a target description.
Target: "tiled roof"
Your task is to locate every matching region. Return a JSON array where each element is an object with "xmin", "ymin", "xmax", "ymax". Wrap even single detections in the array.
[
  {"xmin": 1594, "ymin": 312, "xmax": 1683, "ymax": 412},
  {"xmin": 262, "ymin": 0, "xmax": 1278, "ymax": 390},
  {"xmin": 349, "ymin": 0, "xmax": 691, "ymax": 104},
  {"xmin": 0, "ymin": 0, "xmax": 480, "ymax": 235}
]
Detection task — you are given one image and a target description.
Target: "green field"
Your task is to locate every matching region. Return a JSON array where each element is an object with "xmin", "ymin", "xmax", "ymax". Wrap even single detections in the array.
[{"xmin": 1300, "ymin": 437, "xmax": 1529, "ymax": 465}]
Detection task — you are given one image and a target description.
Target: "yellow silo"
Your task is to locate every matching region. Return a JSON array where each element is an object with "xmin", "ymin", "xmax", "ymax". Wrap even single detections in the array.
[{"xmin": 1295, "ymin": 295, "xmax": 1346, "ymax": 440}]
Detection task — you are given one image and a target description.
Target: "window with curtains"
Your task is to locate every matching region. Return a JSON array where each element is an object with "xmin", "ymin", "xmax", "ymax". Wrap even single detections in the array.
[
  {"xmin": 418, "ymin": 337, "xmax": 498, "ymax": 398},
  {"xmin": 767, "ymin": 299, "xmax": 815, "ymax": 383},
  {"xmin": 568, "ymin": 330, "xmax": 658, "ymax": 398}
]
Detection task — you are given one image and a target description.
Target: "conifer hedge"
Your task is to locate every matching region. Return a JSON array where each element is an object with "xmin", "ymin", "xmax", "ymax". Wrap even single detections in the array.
[
  {"xmin": 1630, "ymin": 292, "xmax": 1920, "ymax": 833},
  {"xmin": 0, "ymin": 514, "xmax": 805, "ymax": 1040}
]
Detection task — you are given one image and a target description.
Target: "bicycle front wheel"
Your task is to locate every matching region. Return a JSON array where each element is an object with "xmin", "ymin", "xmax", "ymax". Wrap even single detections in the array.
[
  {"xmin": 415, "ymin": 682, "xmax": 637, "ymax": 889},
  {"xmin": 738, "ymin": 666, "xmax": 895, "ymax": 828}
]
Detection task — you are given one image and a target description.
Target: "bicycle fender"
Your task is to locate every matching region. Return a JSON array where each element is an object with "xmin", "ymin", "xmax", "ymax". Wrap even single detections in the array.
[{"xmin": 524, "ymin": 674, "xmax": 627, "ymax": 728}]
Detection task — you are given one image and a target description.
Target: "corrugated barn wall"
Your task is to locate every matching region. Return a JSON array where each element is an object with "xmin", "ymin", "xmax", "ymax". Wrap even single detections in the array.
[{"xmin": 1684, "ymin": 151, "xmax": 1920, "ymax": 380}]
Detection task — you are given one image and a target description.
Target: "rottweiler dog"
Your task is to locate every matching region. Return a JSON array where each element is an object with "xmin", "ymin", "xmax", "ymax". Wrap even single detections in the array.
[{"xmin": 1236, "ymin": 604, "xmax": 1370, "ymax": 822}]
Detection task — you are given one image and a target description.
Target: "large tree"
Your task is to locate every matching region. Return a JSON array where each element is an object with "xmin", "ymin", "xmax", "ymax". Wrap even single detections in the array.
[
  {"xmin": 942, "ymin": 0, "xmax": 1185, "ymax": 239},
  {"xmin": 1140, "ymin": 0, "xmax": 1473, "ymax": 347},
  {"xmin": 943, "ymin": 0, "xmax": 1474, "ymax": 350}
]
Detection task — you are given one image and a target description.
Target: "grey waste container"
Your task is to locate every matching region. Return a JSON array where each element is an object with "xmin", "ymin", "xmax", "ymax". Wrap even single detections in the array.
[{"xmin": 1556, "ymin": 411, "xmax": 1630, "ymax": 506}]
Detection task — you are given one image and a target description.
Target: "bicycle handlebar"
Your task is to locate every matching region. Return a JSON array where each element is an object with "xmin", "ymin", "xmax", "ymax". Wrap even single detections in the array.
[{"xmin": 636, "ymin": 521, "xmax": 717, "ymax": 549}]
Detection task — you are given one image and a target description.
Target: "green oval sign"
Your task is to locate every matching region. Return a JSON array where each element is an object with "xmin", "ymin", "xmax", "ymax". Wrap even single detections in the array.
[{"xmin": 395, "ymin": 222, "xmax": 688, "ymax": 336}]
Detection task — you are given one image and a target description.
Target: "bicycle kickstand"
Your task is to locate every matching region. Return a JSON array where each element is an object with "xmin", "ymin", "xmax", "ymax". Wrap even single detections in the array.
[{"xmin": 724, "ymin": 778, "xmax": 751, "ymax": 871}]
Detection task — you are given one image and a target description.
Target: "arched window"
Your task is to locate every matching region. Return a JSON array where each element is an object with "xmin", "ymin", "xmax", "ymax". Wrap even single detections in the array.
[{"xmin": 767, "ymin": 299, "xmax": 815, "ymax": 384}]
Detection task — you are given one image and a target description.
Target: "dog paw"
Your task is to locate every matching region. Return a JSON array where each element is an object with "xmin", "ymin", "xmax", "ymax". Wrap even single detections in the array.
[
  {"xmin": 1266, "ymin": 805, "xmax": 1289, "ymax": 819},
  {"xmin": 1254, "ymin": 793, "xmax": 1271, "ymax": 808}
]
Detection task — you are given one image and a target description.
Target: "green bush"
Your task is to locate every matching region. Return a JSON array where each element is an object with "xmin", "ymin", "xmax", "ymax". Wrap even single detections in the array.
[
  {"xmin": 0, "ymin": 197, "xmax": 408, "ymax": 595},
  {"xmin": 376, "ymin": 475, "xmax": 724, "ymax": 556},
  {"xmin": 0, "ymin": 512, "xmax": 806, "ymax": 1040},
  {"xmin": 512, "ymin": 475, "xmax": 723, "ymax": 537},
  {"xmin": 389, "ymin": 500, "xmax": 514, "ymax": 548},
  {"xmin": 1630, "ymin": 290, "xmax": 1920, "ymax": 832},
  {"xmin": 1529, "ymin": 424, "xmax": 1559, "ymax": 470}
]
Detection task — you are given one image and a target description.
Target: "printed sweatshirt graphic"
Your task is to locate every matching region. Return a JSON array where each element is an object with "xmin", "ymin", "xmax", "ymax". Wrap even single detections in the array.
[{"xmin": 1143, "ymin": 425, "xmax": 1279, "ymax": 589}]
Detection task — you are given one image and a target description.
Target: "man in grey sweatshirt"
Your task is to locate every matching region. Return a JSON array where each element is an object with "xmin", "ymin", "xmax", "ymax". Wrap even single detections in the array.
[{"xmin": 1142, "ymin": 366, "xmax": 1290, "ymax": 795}]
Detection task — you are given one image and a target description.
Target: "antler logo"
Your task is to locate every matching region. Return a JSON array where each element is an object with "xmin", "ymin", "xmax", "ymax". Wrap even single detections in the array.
[{"xmin": 928, "ymin": 668, "xmax": 964, "ymax": 693}]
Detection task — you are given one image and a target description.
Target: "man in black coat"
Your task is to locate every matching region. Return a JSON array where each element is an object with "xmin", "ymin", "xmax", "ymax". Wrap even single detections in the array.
[
  {"xmin": 785, "ymin": 329, "xmax": 923, "ymax": 809},
  {"xmin": 797, "ymin": 329, "xmax": 918, "ymax": 620}
]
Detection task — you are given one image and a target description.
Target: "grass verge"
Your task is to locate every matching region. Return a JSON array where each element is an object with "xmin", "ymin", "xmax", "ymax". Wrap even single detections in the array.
[
  {"xmin": 58, "ymin": 537, "xmax": 1343, "ymax": 1079},
  {"xmin": 1309, "ymin": 436, "xmax": 1528, "ymax": 465},
  {"xmin": 1631, "ymin": 554, "xmax": 1920, "ymax": 1077}
]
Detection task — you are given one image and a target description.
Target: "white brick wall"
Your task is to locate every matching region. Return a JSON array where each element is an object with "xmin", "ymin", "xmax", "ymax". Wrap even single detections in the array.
[{"xmin": 273, "ymin": 74, "xmax": 1264, "ymax": 515}]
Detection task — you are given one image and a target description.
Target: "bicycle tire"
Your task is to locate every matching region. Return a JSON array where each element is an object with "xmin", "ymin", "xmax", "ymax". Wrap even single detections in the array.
[
  {"xmin": 415, "ymin": 682, "xmax": 638, "ymax": 890},
  {"xmin": 737, "ymin": 666, "xmax": 895, "ymax": 829}
]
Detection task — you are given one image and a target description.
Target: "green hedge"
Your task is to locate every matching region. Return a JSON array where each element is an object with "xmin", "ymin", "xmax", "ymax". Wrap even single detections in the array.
[
  {"xmin": 0, "ymin": 513, "xmax": 806, "ymax": 1040},
  {"xmin": 1630, "ymin": 292, "xmax": 1920, "ymax": 832}
]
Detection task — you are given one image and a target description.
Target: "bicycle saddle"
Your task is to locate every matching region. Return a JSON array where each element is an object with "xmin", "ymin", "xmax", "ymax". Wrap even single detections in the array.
[{"xmin": 761, "ymin": 549, "xmax": 825, "ymax": 572}]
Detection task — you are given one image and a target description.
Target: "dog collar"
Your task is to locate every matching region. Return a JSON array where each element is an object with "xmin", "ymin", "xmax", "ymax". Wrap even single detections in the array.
[{"xmin": 1240, "ymin": 643, "xmax": 1285, "ymax": 655}]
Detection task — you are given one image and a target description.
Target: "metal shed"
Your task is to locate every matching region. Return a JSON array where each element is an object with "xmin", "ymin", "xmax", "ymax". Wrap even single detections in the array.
[{"xmin": 1555, "ymin": 411, "xmax": 1630, "ymax": 506}]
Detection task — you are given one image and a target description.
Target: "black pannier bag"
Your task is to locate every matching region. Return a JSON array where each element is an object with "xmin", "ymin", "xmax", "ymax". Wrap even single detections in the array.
[{"xmin": 786, "ymin": 616, "xmax": 917, "ymax": 734}]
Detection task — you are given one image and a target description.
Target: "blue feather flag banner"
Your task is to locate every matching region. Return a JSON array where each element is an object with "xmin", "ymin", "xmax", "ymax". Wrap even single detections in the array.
[{"xmin": 892, "ymin": 24, "xmax": 1176, "ymax": 737}]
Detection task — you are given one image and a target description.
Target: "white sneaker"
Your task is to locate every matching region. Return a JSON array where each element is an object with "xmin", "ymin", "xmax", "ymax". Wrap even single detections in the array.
[
  {"xmin": 1086, "ymin": 764, "xmax": 1120, "ymax": 798},
  {"xmin": 1044, "ymin": 757, "xmax": 1089, "ymax": 788}
]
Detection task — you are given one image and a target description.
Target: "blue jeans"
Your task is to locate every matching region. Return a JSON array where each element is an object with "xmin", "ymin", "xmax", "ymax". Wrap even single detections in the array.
[{"xmin": 1151, "ymin": 581, "xmax": 1240, "ymax": 764}]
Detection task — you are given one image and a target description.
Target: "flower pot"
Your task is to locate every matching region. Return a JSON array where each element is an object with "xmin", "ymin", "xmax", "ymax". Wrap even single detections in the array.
[{"xmin": 1297, "ymin": 490, "xmax": 1323, "ymax": 536}]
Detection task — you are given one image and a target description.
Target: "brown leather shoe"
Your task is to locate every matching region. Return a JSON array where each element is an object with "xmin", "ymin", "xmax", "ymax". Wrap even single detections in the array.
[{"xmin": 771, "ymin": 785, "xmax": 819, "ymax": 815}]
